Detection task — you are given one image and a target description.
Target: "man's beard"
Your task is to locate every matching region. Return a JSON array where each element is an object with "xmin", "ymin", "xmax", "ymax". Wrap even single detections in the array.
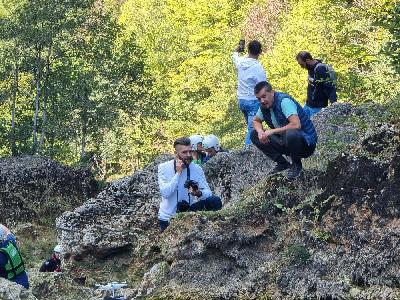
[{"xmin": 178, "ymin": 154, "xmax": 193, "ymax": 165}]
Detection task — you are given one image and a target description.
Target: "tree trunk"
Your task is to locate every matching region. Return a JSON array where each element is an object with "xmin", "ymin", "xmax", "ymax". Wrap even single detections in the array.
[
  {"xmin": 32, "ymin": 44, "xmax": 42, "ymax": 154},
  {"xmin": 39, "ymin": 42, "xmax": 52, "ymax": 151},
  {"xmin": 10, "ymin": 46, "xmax": 19, "ymax": 156},
  {"xmin": 80, "ymin": 95, "xmax": 88, "ymax": 161}
]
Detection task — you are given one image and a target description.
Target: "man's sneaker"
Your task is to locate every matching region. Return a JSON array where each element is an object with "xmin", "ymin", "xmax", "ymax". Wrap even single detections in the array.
[
  {"xmin": 269, "ymin": 161, "xmax": 291, "ymax": 175},
  {"xmin": 287, "ymin": 163, "xmax": 303, "ymax": 180}
]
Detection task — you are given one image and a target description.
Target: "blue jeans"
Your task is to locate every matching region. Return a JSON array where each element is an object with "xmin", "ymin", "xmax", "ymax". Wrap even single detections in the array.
[
  {"xmin": 239, "ymin": 99, "xmax": 260, "ymax": 145},
  {"xmin": 159, "ymin": 196, "xmax": 222, "ymax": 232},
  {"xmin": 303, "ymin": 104, "xmax": 321, "ymax": 118}
]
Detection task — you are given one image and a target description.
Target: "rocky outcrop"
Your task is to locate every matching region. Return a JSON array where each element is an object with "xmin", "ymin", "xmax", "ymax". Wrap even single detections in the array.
[
  {"xmin": 55, "ymin": 103, "xmax": 399, "ymax": 299},
  {"xmin": 56, "ymin": 148, "xmax": 277, "ymax": 262},
  {"xmin": 0, "ymin": 278, "xmax": 36, "ymax": 300},
  {"xmin": 29, "ymin": 271, "xmax": 94, "ymax": 300},
  {"xmin": 0, "ymin": 155, "xmax": 98, "ymax": 226},
  {"xmin": 56, "ymin": 103, "xmax": 370, "ymax": 263},
  {"xmin": 142, "ymin": 128, "xmax": 400, "ymax": 299}
]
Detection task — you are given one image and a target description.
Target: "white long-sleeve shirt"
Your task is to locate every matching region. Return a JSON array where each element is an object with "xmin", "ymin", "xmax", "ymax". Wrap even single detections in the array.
[
  {"xmin": 158, "ymin": 160, "xmax": 212, "ymax": 221},
  {"xmin": 232, "ymin": 51, "xmax": 267, "ymax": 100}
]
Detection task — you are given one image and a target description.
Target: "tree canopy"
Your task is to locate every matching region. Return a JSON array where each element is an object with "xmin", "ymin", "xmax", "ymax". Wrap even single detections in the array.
[{"xmin": 0, "ymin": 0, "xmax": 398, "ymax": 180}]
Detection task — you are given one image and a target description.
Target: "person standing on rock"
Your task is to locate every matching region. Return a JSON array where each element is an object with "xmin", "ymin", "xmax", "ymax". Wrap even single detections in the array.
[
  {"xmin": 39, "ymin": 245, "xmax": 62, "ymax": 272},
  {"xmin": 232, "ymin": 40, "xmax": 267, "ymax": 146},
  {"xmin": 158, "ymin": 137, "xmax": 223, "ymax": 232},
  {"xmin": 296, "ymin": 51, "xmax": 337, "ymax": 117},
  {"xmin": 0, "ymin": 224, "xmax": 29, "ymax": 289},
  {"xmin": 251, "ymin": 81, "xmax": 318, "ymax": 179}
]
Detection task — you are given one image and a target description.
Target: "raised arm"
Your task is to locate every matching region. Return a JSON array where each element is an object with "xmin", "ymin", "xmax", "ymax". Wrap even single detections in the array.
[{"xmin": 158, "ymin": 164, "xmax": 180, "ymax": 199}]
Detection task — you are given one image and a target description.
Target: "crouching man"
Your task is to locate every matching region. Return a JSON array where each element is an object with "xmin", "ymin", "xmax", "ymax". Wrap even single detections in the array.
[
  {"xmin": 251, "ymin": 81, "xmax": 318, "ymax": 179},
  {"xmin": 158, "ymin": 137, "xmax": 222, "ymax": 232}
]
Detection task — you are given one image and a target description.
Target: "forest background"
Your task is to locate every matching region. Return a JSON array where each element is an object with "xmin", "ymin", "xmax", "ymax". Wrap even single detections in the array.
[{"xmin": 0, "ymin": 0, "xmax": 399, "ymax": 181}]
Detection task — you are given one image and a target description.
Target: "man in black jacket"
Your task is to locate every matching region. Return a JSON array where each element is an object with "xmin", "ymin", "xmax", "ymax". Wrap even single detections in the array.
[
  {"xmin": 39, "ymin": 245, "xmax": 62, "ymax": 272},
  {"xmin": 296, "ymin": 51, "xmax": 337, "ymax": 117}
]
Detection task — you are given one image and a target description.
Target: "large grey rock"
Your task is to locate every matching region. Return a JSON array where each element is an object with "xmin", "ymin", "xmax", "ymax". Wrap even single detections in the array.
[
  {"xmin": 0, "ymin": 278, "xmax": 36, "ymax": 300},
  {"xmin": 203, "ymin": 146, "xmax": 274, "ymax": 205},
  {"xmin": 29, "ymin": 271, "xmax": 93, "ymax": 300},
  {"xmin": 0, "ymin": 155, "xmax": 98, "ymax": 226},
  {"xmin": 56, "ymin": 154, "xmax": 172, "ymax": 264},
  {"xmin": 56, "ymin": 147, "xmax": 277, "ymax": 260}
]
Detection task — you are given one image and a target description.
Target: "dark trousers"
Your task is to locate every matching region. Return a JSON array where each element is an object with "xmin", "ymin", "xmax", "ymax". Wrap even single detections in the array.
[
  {"xmin": 250, "ymin": 129, "xmax": 315, "ymax": 165},
  {"xmin": 159, "ymin": 195, "xmax": 222, "ymax": 232}
]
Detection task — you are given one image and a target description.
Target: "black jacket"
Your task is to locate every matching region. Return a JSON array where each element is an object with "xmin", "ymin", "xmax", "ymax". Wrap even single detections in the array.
[
  {"xmin": 306, "ymin": 60, "xmax": 337, "ymax": 108},
  {"xmin": 39, "ymin": 255, "xmax": 61, "ymax": 272}
]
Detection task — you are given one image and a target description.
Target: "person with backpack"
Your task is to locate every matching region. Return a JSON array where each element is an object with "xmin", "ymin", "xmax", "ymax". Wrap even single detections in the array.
[
  {"xmin": 157, "ymin": 137, "xmax": 222, "ymax": 232},
  {"xmin": 296, "ymin": 51, "xmax": 337, "ymax": 117},
  {"xmin": 0, "ymin": 224, "xmax": 29, "ymax": 289},
  {"xmin": 232, "ymin": 40, "xmax": 267, "ymax": 145},
  {"xmin": 251, "ymin": 81, "xmax": 318, "ymax": 180}
]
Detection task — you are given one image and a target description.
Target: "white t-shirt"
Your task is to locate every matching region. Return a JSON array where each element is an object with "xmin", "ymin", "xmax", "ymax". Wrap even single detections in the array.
[{"xmin": 232, "ymin": 52, "xmax": 267, "ymax": 100}]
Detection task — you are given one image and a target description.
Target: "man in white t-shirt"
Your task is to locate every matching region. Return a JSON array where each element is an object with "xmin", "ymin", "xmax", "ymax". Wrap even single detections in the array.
[
  {"xmin": 232, "ymin": 40, "xmax": 267, "ymax": 145},
  {"xmin": 157, "ymin": 137, "xmax": 222, "ymax": 232}
]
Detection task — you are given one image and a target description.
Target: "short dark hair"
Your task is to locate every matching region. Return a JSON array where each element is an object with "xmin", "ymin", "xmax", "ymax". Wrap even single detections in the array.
[
  {"xmin": 296, "ymin": 51, "xmax": 313, "ymax": 61},
  {"xmin": 254, "ymin": 81, "xmax": 273, "ymax": 95},
  {"xmin": 173, "ymin": 137, "xmax": 191, "ymax": 148},
  {"xmin": 248, "ymin": 40, "xmax": 262, "ymax": 56}
]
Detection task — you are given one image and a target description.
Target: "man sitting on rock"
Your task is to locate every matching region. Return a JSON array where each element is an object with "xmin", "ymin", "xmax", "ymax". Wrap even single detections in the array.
[
  {"xmin": 251, "ymin": 81, "xmax": 318, "ymax": 179},
  {"xmin": 39, "ymin": 245, "xmax": 62, "ymax": 272},
  {"xmin": 0, "ymin": 224, "xmax": 29, "ymax": 289},
  {"xmin": 157, "ymin": 137, "xmax": 222, "ymax": 232}
]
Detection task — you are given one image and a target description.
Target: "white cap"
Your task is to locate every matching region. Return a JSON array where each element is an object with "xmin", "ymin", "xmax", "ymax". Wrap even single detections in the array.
[
  {"xmin": 202, "ymin": 134, "xmax": 221, "ymax": 151},
  {"xmin": 189, "ymin": 134, "xmax": 203, "ymax": 151},
  {"xmin": 53, "ymin": 245, "xmax": 63, "ymax": 253}
]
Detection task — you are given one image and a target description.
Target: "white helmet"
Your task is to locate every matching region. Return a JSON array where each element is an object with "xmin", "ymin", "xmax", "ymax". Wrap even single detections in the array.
[
  {"xmin": 53, "ymin": 245, "xmax": 63, "ymax": 253},
  {"xmin": 189, "ymin": 134, "xmax": 203, "ymax": 151},
  {"xmin": 202, "ymin": 134, "xmax": 221, "ymax": 151}
]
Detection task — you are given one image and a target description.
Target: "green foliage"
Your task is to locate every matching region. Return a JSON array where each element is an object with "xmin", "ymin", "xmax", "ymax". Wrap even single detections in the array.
[
  {"xmin": 284, "ymin": 243, "xmax": 311, "ymax": 264},
  {"xmin": 17, "ymin": 225, "xmax": 57, "ymax": 268},
  {"xmin": 263, "ymin": 0, "xmax": 400, "ymax": 105},
  {"xmin": 312, "ymin": 229, "xmax": 332, "ymax": 242},
  {"xmin": 0, "ymin": 0, "xmax": 399, "ymax": 179}
]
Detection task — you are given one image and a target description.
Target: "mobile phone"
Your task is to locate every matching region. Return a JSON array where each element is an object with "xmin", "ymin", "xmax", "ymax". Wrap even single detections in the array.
[{"xmin": 238, "ymin": 39, "xmax": 245, "ymax": 52}]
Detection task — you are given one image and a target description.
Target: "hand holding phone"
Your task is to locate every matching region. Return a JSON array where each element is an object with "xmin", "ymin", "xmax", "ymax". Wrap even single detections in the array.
[
  {"xmin": 238, "ymin": 39, "xmax": 245, "ymax": 52},
  {"xmin": 175, "ymin": 159, "xmax": 185, "ymax": 173}
]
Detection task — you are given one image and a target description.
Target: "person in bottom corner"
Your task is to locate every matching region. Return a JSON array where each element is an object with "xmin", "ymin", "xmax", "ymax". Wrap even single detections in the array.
[
  {"xmin": 157, "ymin": 137, "xmax": 222, "ymax": 232},
  {"xmin": 39, "ymin": 245, "xmax": 62, "ymax": 272},
  {"xmin": 0, "ymin": 224, "xmax": 29, "ymax": 289}
]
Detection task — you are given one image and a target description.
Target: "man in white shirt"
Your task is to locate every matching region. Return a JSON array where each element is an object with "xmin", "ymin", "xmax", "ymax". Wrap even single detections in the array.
[
  {"xmin": 157, "ymin": 137, "xmax": 222, "ymax": 232},
  {"xmin": 232, "ymin": 40, "xmax": 267, "ymax": 145}
]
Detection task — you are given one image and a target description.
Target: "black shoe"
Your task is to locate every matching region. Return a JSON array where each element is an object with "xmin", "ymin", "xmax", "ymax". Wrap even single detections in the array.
[
  {"xmin": 287, "ymin": 163, "xmax": 303, "ymax": 180},
  {"xmin": 270, "ymin": 161, "xmax": 291, "ymax": 175}
]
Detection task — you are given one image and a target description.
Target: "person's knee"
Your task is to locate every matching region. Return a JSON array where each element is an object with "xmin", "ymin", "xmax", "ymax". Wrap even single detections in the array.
[
  {"xmin": 206, "ymin": 195, "xmax": 222, "ymax": 211},
  {"xmin": 286, "ymin": 129, "xmax": 302, "ymax": 143}
]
